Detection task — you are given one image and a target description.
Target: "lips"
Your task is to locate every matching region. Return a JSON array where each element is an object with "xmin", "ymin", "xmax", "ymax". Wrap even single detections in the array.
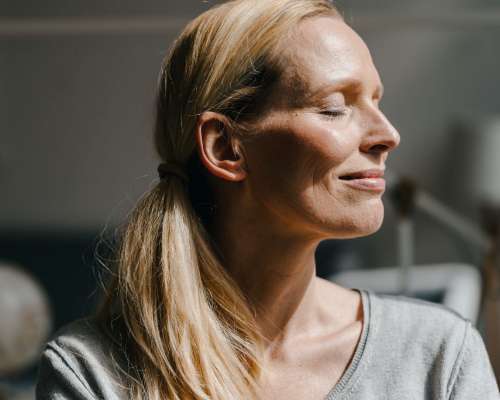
[
  {"xmin": 339, "ymin": 169, "xmax": 385, "ymax": 180},
  {"xmin": 338, "ymin": 169, "xmax": 386, "ymax": 192}
]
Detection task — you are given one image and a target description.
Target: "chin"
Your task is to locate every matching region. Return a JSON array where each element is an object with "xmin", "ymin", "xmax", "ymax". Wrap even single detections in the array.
[
  {"xmin": 355, "ymin": 204, "xmax": 385, "ymax": 237},
  {"xmin": 323, "ymin": 201, "xmax": 385, "ymax": 239},
  {"xmin": 360, "ymin": 214, "xmax": 384, "ymax": 236}
]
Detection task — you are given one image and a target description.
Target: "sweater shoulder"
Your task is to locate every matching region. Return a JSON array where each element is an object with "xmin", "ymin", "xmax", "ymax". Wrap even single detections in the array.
[
  {"xmin": 357, "ymin": 291, "xmax": 498, "ymax": 399},
  {"xmin": 37, "ymin": 317, "xmax": 128, "ymax": 399},
  {"xmin": 368, "ymin": 291, "xmax": 471, "ymax": 363},
  {"xmin": 46, "ymin": 317, "xmax": 119, "ymax": 367},
  {"xmin": 372, "ymin": 291, "xmax": 469, "ymax": 330}
]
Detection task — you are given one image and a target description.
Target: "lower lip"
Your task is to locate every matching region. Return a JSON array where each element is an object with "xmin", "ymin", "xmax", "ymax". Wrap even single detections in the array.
[{"xmin": 340, "ymin": 177, "xmax": 386, "ymax": 192}]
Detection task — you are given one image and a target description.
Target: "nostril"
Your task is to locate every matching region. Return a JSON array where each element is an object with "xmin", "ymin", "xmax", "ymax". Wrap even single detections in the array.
[{"xmin": 369, "ymin": 144, "xmax": 389, "ymax": 153}]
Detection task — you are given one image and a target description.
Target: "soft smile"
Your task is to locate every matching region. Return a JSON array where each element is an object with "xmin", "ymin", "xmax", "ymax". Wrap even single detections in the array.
[{"xmin": 338, "ymin": 169, "xmax": 386, "ymax": 192}]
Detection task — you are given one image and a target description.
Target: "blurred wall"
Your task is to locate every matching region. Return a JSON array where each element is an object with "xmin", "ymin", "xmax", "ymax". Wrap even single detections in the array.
[{"xmin": 2, "ymin": 0, "xmax": 500, "ymax": 266}]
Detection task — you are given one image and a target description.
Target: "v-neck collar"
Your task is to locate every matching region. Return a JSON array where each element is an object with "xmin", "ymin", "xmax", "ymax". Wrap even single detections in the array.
[{"xmin": 323, "ymin": 288, "xmax": 373, "ymax": 399}]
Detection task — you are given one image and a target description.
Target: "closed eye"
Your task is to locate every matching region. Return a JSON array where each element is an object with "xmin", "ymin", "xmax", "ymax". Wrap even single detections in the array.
[{"xmin": 319, "ymin": 109, "xmax": 347, "ymax": 120}]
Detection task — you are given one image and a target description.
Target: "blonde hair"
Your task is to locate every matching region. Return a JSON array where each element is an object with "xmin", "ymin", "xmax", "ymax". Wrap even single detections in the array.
[{"xmin": 96, "ymin": 1, "xmax": 340, "ymax": 399}]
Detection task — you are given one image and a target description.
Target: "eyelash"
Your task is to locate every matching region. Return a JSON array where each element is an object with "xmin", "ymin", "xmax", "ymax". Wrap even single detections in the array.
[{"xmin": 319, "ymin": 109, "xmax": 347, "ymax": 120}]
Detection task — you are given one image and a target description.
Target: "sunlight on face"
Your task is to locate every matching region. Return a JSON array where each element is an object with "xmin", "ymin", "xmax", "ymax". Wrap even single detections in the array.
[{"xmin": 241, "ymin": 16, "xmax": 400, "ymax": 239}]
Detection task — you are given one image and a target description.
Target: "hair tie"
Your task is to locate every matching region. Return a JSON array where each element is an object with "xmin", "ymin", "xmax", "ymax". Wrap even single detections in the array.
[{"xmin": 157, "ymin": 161, "xmax": 189, "ymax": 184}]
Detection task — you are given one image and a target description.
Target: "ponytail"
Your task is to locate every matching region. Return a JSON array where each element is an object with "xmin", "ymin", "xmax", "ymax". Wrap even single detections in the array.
[{"xmin": 97, "ymin": 175, "xmax": 262, "ymax": 399}]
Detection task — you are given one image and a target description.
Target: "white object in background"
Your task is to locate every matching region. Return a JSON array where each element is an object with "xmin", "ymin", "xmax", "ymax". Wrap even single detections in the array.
[
  {"xmin": 330, "ymin": 263, "xmax": 482, "ymax": 324},
  {"xmin": 0, "ymin": 263, "xmax": 52, "ymax": 375},
  {"xmin": 469, "ymin": 116, "xmax": 500, "ymax": 205}
]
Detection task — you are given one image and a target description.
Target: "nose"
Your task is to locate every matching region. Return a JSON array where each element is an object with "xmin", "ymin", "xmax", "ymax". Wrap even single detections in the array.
[{"xmin": 359, "ymin": 107, "xmax": 400, "ymax": 155}]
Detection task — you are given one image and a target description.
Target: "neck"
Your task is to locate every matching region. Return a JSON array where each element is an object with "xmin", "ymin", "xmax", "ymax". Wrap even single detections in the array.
[{"xmin": 210, "ymin": 201, "xmax": 323, "ymax": 346}]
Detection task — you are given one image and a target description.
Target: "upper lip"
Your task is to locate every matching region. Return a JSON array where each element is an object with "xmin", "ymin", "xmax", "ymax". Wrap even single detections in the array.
[{"xmin": 339, "ymin": 169, "xmax": 385, "ymax": 180}]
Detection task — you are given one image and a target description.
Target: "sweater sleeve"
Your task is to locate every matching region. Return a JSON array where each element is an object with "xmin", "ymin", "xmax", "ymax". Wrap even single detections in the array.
[
  {"xmin": 447, "ymin": 323, "xmax": 499, "ymax": 400},
  {"xmin": 35, "ymin": 344, "xmax": 97, "ymax": 400}
]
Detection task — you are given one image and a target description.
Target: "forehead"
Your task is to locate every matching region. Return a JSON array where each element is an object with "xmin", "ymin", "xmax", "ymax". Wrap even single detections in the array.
[{"xmin": 279, "ymin": 16, "xmax": 381, "ymax": 100}]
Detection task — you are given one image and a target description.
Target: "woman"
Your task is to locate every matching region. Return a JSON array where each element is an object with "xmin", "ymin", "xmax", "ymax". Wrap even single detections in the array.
[{"xmin": 36, "ymin": 1, "xmax": 499, "ymax": 399}]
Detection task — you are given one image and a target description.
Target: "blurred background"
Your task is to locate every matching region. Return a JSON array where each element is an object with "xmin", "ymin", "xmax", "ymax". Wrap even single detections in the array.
[{"xmin": 1, "ymin": 0, "xmax": 500, "ymax": 398}]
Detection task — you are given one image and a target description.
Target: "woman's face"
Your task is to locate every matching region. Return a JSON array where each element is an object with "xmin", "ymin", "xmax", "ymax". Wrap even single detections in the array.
[{"xmin": 240, "ymin": 16, "xmax": 400, "ymax": 239}]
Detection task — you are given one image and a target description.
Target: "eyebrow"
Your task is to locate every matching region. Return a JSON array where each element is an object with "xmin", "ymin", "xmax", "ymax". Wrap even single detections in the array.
[{"xmin": 308, "ymin": 77, "xmax": 384, "ymax": 103}]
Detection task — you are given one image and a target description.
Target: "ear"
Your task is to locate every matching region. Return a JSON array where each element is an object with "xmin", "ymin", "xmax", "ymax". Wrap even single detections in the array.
[{"xmin": 195, "ymin": 111, "xmax": 247, "ymax": 182}]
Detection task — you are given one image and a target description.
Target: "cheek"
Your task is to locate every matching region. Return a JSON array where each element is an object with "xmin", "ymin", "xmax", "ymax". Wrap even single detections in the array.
[
  {"xmin": 299, "ymin": 118, "xmax": 358, "ymax": 173},
  {"xmin": 244, "ymin": 120, "xmax": 355, "ymax": 195},
  {"xmin": 243, "ymin": 115, "xmax": 385, "ymax": 238}
]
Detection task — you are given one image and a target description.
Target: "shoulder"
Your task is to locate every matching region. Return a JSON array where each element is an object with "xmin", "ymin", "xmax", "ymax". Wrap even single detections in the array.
[
  {"xmin": 36, "ymin": 317, "xmax": 128, "ymax": 400},
  {"xmin": 365, "ymin": 291, "xmax": 498, "ymax": 398},
  {"xmin": 372, "ymin": 290, "xmax": 468, "ymax": 333},
  {"xmin": 46, "ymin": 317, "xmax": 109, "ymax": 351},
  {"xmin": 369, "ymin": 291, "xmax": 469, "ymax": 360}
]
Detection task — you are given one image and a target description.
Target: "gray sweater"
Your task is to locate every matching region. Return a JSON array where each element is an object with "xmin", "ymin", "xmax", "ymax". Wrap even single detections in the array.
[{"xmin": 35, "ymin": 289, "xmax": 499, "ymax": 399}]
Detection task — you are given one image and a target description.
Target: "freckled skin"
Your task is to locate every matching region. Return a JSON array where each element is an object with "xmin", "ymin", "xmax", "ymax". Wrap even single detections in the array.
[{"xmin": 240, "ymin": 16, "xmax": 400, "ymax": 239}]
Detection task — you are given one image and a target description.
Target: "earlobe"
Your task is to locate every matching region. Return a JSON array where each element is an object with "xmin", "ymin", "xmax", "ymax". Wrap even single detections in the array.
[{"xmin": 195, "ymin": 112, "xmax": 247, "ymax": 182}]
